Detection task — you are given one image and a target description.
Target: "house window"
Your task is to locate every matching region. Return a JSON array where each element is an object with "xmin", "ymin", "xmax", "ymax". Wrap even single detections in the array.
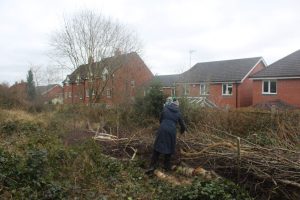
[
  {"xmin": 68, "ymin": 92, "xmax": 72, "ymax": 98},
  {"xmin": 106, "ymin": 89, "xmax": 111, "ymax": 98},
  {"xmin": 131, "ymin": 80, "xmax": 135, "ymax": 87},
  {"xmin": 200, "ymin": 83, "xmax": 209, "ymax": 95},
  {"xmin": 64, "ymin": 92, "xmax": 68, "ymax": 99},
  {"xmin": 86, "ymin": 90, "xmax": 89, "ymax": 97},
  {"xmin": 262, "ymin": 80, "xmax": 277, "ymax": 94},
  {"xmin": 102, "ymin": 68, "xmax": 109, "ymax": 81},
  {"xmin": 88, "ymin": 72, "xmax": 93, "ymax": 82},
  {"xmin": 171, "ymin": 88, "xmax": 176, "ymax": 96},
  {"xmin": 184, "ymin": 83, "xmax": 189, "ymax": 95},
  {"xmin": 76, "ymin": 75, "xmax": 80, "ymax": 85},
  {"xmin": 222, "ymin": 83, "xmax": 233, "ymax": 95}
]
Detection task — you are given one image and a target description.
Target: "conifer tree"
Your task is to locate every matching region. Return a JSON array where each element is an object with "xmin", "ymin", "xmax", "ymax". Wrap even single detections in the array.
[{"xmin": 27, "ymin": 69, "xmax": 36, "ymax": 101}]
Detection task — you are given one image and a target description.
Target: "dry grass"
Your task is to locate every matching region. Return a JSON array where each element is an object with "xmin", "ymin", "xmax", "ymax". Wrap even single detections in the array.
[
  {"xmin": 0, "ymin": 108, "xmax": 49, "ymax": 126},
  {"xmin": 1, "ymin": 105, "xmax": 299, "ymax": 199}
]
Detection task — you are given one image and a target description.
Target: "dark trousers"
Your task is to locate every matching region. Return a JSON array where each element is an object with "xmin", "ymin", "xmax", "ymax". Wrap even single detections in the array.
[{"xmin": 150, "ymin": 150, "xmax": 171, "ymax": 170}]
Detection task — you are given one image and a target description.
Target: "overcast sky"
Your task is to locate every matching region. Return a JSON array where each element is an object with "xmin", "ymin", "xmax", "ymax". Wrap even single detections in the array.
[{"xmin": 1, "ymin": 0, "xmax": 300, "ymax": 85}]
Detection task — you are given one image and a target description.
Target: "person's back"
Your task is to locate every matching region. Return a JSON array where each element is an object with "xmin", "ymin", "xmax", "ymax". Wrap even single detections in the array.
[
  {"xmin": 146, "ymin": 100, "xmax": 186, "ymax": 174},
  {"xmin": 160, "ymin": 104, "xmax": 181, "ymax": 126}
]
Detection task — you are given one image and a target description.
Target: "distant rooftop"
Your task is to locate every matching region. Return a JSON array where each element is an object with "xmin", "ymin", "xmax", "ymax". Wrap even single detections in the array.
[
  {"xmin": 65, "ymin": 52, "xmax": 142, "ymax": 83},
  {"xmin": 36, "ymin": 84, "xmax": 61, "ymax": 95},
  {"xmin": 155, "ymin": 74, "xmax": 180, "ymax": 87},
  {"xmin": 252, "ymin": 49, "xmax": 300, "ymax": 78},
  {"xmin": 179, "ymin": 57, "xmax": 263, "ymax": 83}
]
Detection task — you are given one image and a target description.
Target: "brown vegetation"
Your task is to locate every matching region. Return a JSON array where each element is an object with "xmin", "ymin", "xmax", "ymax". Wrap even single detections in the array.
[
  {"xmin": 76, "ymin": 106, "xmax": 300, "ymax": 200},
  {"xmin": 1, "ymin": 104, "xmax": 299, "ymax": 199}
]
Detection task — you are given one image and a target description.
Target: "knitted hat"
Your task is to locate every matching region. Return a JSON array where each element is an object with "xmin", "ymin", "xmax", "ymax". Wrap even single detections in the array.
[
  {"xmin": 172, "ymin": 99, "xmax": 180, "ymax": 106},
  {"xmin": 165, "ymin": 97, "xmax": 173, "ymax": 106}
]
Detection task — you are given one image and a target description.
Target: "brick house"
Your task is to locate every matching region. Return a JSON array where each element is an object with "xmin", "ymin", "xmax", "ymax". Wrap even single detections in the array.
[
  {"xmin": 154, "ymin": 74, "xmax": 179, "ymax": 97},
  {"xmin": 251, "ymin": 50, "xmax": 300, "ymax": 108},
  {"xmin": 63, "ymin": 52, "xmax": 153, "ymax": 106},
  {"xmin": 157, "ymin": 57, "xmax": 266, "ymax": 108},
  {"xmin": 9, "ymin": 82, "xmax": 28, "ymax": 100},
  {"xmin": 36, "ymin": 84, "xmax": 63, "ymax": 104}
]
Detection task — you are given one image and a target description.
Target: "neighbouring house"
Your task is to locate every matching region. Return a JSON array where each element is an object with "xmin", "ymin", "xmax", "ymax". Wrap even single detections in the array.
[
  {"xmin": 9, "ymin": 81, "xmax": 28, "ymax": 100},
  {"xmin": 63, "ymin": 52, "xmax": 153, "ymax": 106},
  {"xmin": 155, "ymin": 74, "xmax": 180, "ymax": 97},
  {"xmin": 36, "ymin": 84, "xmax": 63, "ymax": 104},
  {"xmin": 157, "ymin": 57, "xmax": 266, "ymax": 108},
  {"xmin": 251, "ymin": 49, "xmax": 300, "ymax": 108}
]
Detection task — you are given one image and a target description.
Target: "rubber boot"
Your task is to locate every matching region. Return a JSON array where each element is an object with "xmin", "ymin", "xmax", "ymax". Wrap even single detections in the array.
[
  {"xmin": 145, "ymin": 150, "xmax": 160, "ymax": 175},
  {"xmin": 163, "ymin": 154, "xmax": 172, "ymax": 171}
]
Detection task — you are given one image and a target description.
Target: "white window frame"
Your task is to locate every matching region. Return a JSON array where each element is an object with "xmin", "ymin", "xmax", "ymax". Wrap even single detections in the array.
[
  {"xmin": 131, "ymin": 80, "xmax": 135, "ymax": 87},
  {"xmin": 106, "ymin": 89, "xmax": 111, "ymax": 98},
  {"xmin": 76, "ymin": 75, "xmax": 80, "ymax": 85},
  {"xmin": 262, "ymin": 80, "xmax": 277, "ymax": 94},
  {"xmin": 171, "ymin": 88, "xmax": 176, "ymax": 96},
  {"xmin": 200, "ymin": 83, "xmax": 209, "ymax": 95},
  {"xmin": 86, "ymin": 90, "xmax": 89, "ymax": 98},
  {"xmin": 222, "ymin": 83, "xmax": 233, "ymax": 96},
  {"xmin": 102, "ymin": 68, "xmax": 109, "ymax": 81},
  {"xmin": 184, "ymin": 83, "xmax": 189, "ymax": 95},
  {"xmin": 68, "ymin": 92, "xmax": 72, "ymax": 98},
  {"xmin": 65, "ymin": 76, "xmax": 70, "ymax": 86}
]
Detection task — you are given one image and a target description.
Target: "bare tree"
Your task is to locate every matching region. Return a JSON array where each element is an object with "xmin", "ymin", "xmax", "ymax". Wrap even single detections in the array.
[
  {"xmin": 49, "ymin": 10, "xmax": 142, "ymax": 104},
  {"xmin": 29, "ymin": 63, "xmax": 44, "ymax": 87},
  {"xmin": 50, "ymin": 10, "xmax": 141, "ymax": 70},
  {"xmin": 44, "ymin": 66, "xmax": 61, "ymax": 85}
]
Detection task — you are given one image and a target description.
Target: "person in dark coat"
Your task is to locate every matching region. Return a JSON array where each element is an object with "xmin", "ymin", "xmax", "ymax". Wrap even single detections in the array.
[{"xmin": 146, "ymin": 98, "xmax": 186, "ymax": 174}]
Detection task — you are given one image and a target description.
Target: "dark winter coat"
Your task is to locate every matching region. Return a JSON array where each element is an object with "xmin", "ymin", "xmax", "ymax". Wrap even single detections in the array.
[{"xmin": 153, "ymin": 104, "xmax": 186, "ymax": 154}]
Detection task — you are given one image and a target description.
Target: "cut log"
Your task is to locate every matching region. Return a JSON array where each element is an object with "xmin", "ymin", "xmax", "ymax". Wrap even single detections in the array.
[
  {"xmin": 154, "ymin": 170, "xmax": 191, "ymax": 185},
  {"xmin": 172, "ymin": 165, "xmax": 221, "ymax": 180}
]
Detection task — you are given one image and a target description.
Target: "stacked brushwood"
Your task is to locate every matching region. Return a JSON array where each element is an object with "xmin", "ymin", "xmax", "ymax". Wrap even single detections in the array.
[
  {"xmin": 87, "ymin": 121, "xmax": 299, "ymax": 199},
  {"xmin": 177, "ymin": 128, "xmax": 300, "ymax": 200}
]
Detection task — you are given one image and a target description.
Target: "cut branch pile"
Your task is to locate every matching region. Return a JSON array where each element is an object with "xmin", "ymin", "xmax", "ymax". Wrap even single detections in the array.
[
  {"xmin": 87, "ymin": 120, "xmax": 128, "ymax": 141},
  {"xmin": 85, "ymin": 120, "xmax": 299, "ymax": 199},
  {"xmin": 177, "ymin": 131, "xmax": 300, "ymax": 199}
]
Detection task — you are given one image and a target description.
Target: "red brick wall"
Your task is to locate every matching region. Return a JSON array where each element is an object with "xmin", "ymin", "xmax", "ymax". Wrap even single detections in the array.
[
  {"xmin": 250, "ymin": 61, "xmax": 266, "ymax": 75},
  {"xmin": 253, "ymin": 79, "xmax": 300, "ymax": 107},
  {"xmin": 175, "ymin": 83, "xmax": 200, "ymax": 97},
  {"xmin": 107, "ymin": 56, "xmax": 153, "ymax": 105},
  {"xmin": 189, "ymin": 84, "xmax": 200, "ymax": 96},
  {"xmin": 63, "ymin": 84, "xmax": 73, "ymax": 104},
  {"xmin": 208, "ymin": 83, "xmax": 237, "ymax": 108},
  {"xmin": 162, "ymin": 87, "xmax": 174, "ymax": 97},
  {"xmin": 42, "ymin": 85, "xmax": 63, "ymax": 101},
  {"xmin": 238, "ymin": 61, "xmax": 266, "ymax": 107},
  {"xmin": 63, "ymin": 84, "xmax": 80, "ymax": 104},
  {"xmin": 175, "ymin": 82, "xmax": 238, "ymax": 108},
  {"xmin": 63, "ymin": 55, "xmax": 153, "ymax": 106},
  {"xmin": 9, "ymin": 82, "xmax": 28, "ymax": 100},
  {"xmin": 174, "ymin": 61, "xmax": 266, "ymax": 108}
]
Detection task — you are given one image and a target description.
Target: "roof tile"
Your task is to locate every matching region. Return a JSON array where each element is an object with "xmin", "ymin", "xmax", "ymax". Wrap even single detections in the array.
[{"xmin": 252, "ymin": 50, "xmax": 300, "ymax": 78}]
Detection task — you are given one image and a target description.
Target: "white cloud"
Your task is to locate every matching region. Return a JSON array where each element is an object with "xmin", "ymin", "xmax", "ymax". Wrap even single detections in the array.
[{"xmin": 1, "ymin": 0, "xmax": 300, "ymax": 84}]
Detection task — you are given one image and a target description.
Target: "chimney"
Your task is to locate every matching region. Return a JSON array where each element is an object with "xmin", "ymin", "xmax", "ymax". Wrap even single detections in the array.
[
  {"xmin": 88, "ymin": 56, "xmax": 94, "ymax": 64},
  {"xmin": 114, "ymin": 48, "xmax": 121, "ymax": 56}
]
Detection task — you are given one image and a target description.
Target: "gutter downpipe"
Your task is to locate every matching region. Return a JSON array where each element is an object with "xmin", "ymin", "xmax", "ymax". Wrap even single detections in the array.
[{"xmin": 235, "ymin": 82, "xmax": 239, "ymax": 108}]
